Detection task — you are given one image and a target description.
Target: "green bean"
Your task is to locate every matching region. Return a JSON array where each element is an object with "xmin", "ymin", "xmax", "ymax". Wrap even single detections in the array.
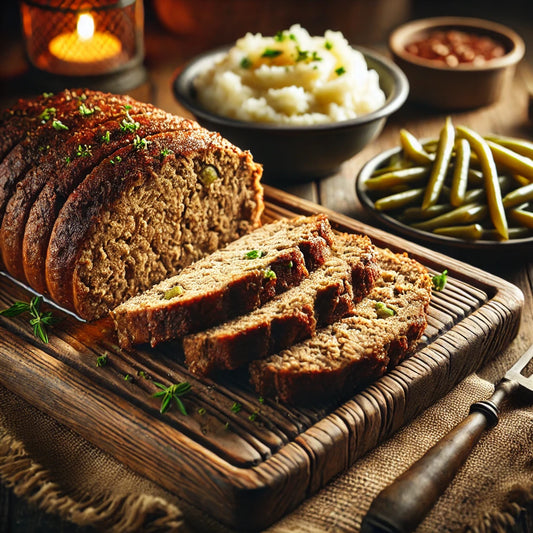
[
  {"xmin": 450, "ymin": 138, "xmax": 470, "ymax": 206},
  {"xmin": 509, "ymin": 207, "xmax": 533, "ymax": 229},
  {"xmin": 433, "ymin": 224, "xmax": 484, "ymax": 240},
  {"xmin": 422, "ymin": 117, "xmax": 455, "ymax": 210},
  {"xmin": 483, "ymin": 226, "xmax": 532, "ymax": 240},
  {"xmin": 512, "ymin": 174, "xmax": 531, "ymax": 186},
  {"xmin": 485, "ymin": 135, "xmax": 533, "ymax": 160},
  {"xmin": 467, "ymin": 169, "xmax": 484, "ymax": 186},
  {"xmin": 374, "ymin": 188, "xmax": 425, "ymax": 211},
  {"xmin": 486, "ymin": 140, "xmax": 533, "ymax": 181},
  {"xmin": 400, "ymin": 204, "xmax": 454, "ymax": 222},
  {"xmin": 365, "ymin": 166, "xmax": 429, "ymax": 190},
  {"xmin": 400, "ymin": 129, "xmax": 434, "ymax": 165},
  {"xmin": 411, "ymin": 202, "xmax": 488, "ymax": 231},
  {"xmin": 502, "ymin": 182, "xmax": 533, "ymax": 209},
  {"xmin": 456, "ymin": 125, "xmax": 508, "ymax": 240}
]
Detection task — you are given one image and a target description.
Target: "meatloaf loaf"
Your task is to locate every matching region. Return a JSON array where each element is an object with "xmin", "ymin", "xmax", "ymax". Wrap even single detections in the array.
[
  {"xmin": 249, "ymin": 247, "xmax": 433, "ymax": 404},
  {"xmin": 111, "ymin": 214, "xmax": 336, "ymax": 347},
  {"xmin": 182, "ymin": 232, "xmax": 379, "ymax": 377},
  {"xmin": 0, "ymin": 90, "xmax": 264, "ymax": 319}
]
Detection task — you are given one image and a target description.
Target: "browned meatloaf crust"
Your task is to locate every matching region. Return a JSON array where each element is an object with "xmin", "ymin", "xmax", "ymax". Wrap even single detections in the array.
[
  {"xmin": 0, "ymin": 89, "xmax": 150, "ymax": 226},
  {"xmin": 1, "ymin": 109, "xmax": 196, "ymax": 287},
  {"xmin": 0, "ymin": 91, "xmax": 72, "ymax": 161},
  {"xmin": 182, "ymin": 232, "xmax": 379, "ymax": 377},
  {"xmin": 111, "ymin": 215, "xmax": 336, "ymax": 347},
  {"xmin": 0, "ymin": 109, "xmax": 196, "ymax": 293},
  {"xmin": 46, "ymin": 128, "xmax": 263, "ymax": 321},
  {"xmin": 249, "ymin": 247, "xmax": 433, "ymax": 405}
]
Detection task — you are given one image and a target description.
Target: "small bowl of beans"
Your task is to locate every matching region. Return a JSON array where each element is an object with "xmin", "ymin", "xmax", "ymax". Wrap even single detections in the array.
[{"xmin": 389, "ymin": 17, "xmax": 525, "ymax": 110}]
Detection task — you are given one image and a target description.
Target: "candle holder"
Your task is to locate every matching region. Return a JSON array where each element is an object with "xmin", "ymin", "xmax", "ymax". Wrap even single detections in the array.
[{"xmin": 20, "ymin": 0, "xmax": 147, "ymax": 92}]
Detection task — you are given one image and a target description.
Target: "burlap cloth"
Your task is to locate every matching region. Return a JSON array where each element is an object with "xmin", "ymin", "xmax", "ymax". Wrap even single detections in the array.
[{"xmin": 1, "ymin": 346, "xmax": 533, "ymax": 533}]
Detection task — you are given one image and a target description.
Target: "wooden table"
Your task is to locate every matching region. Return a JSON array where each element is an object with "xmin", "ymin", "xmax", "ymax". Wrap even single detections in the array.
[{"xmin": 1, "ymin": 2, "xmax": 532, "ymax": 531}]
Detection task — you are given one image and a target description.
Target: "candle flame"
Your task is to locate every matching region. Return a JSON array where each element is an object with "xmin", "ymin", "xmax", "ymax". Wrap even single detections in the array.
[{"xmin": 77, "ymin": 13, "xmax": 95, "ymax": 41}]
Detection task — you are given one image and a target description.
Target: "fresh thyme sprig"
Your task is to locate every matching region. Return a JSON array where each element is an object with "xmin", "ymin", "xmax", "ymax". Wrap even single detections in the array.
[
  {"xmin": 0, "ymin": 296, "xmax": 57, "ymax": 343},
  {"xmin": 153, "ymin": 381, "xmax": 191, "ymax": 415}
]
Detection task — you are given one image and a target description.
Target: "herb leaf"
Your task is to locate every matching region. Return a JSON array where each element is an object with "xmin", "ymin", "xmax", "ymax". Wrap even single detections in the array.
[
  {"xmin": 432, "ymin": 270, "xmax": 448, "ymax": 291},
  {"xmin": 262, "ymin": 48, "xmax": 283, "ymax": 59},
  {"xmin": 153, "ymin": 381, "xmax": 191, "ymax": 414},
  {"xmin": 0, "ymin": 296, "xmax": 57, "ymax": 343},
  {"xmin": 0, "ymin": 300, "xmax": 31, "ymax": 317}
]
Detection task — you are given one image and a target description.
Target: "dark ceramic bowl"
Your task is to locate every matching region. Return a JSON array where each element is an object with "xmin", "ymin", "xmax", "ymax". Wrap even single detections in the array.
[
  {"xmin": 389, "ymin": 17, "xmax": 525, "ymax": 110},
  {"xmin": 356, "ymin": 145, "xmax": 533, "ymax": 252},
  {"xmin": 173, "ymin": 46, "xmax": 409, "ymax": 182}
]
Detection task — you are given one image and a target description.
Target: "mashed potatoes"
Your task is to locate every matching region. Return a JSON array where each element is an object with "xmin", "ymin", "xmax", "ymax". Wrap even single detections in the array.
[{"xmin": 194, "ymin": 25, "xmax": 386, "ymax": 125}]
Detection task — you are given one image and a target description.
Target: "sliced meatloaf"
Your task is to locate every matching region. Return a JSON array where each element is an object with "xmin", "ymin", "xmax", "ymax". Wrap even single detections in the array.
[
  {"xmin": 182, "ymin": 233, "xmax": 379, "ymax": 377},
  {"xmin": 1, "ymin": 108, "xmax": 196, "ymax": 286},
  {"xmin": 111, "ymin": 214, "xmax": 336, "ymax": 347},
  {"xmin": 249, "ymin": 247, "xmax": 433, "ymax": 405},
  {"xmin": 0, "ymin": 89, "xmax": 152, "ymax": 226},
  {"xmin": 47, "ymin": 128, "xmax": 264, "ymax": 322}
]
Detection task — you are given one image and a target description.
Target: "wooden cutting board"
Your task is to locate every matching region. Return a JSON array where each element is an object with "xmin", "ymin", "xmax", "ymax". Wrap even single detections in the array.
[{"xmin": 0, "ymin": 186, "xmax": 523, "ymax": 531}]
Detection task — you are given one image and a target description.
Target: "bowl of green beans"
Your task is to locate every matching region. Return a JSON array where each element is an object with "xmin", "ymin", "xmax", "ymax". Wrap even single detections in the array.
[{"xmin": 356, "ymin": 119, "xmax": 533, "ymax": 250}]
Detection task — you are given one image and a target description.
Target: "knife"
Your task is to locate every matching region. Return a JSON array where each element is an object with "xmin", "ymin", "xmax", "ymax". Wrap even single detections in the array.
[{"xmin": 361, "ymin": 343, "xmax": 533, "ymax": 533}]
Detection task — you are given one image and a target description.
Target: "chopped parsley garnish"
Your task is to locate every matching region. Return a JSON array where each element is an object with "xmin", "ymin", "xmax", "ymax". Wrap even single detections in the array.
[
  {"xmin": 240, "ymin": 56, "xmax": 253, "ymax": 69},
  {"xmin": 137, "ymin": 370, "xmax": 149, "ymax": 379},
  {"xmin": 96, "ymin": 353, "xmax": 108, "ymax": 367},
  {"xmin": 432, "ymin": 270, "xmax": 448, "ymax": 291},
  {"xmin": 248, "ymin": 412, "xmax": 258, "ymax": 422},
  {"xmin": 79, "ymin": 103, "xmax": 96, "ymax": 116},
  {"xmin": 109, "ymin": 155, "xmax": 122, "ymax": 165},
  {"xmin": 42, "ymin": 92, "xmax": 54, "ymax": 98},
  {"xmin": 231, "ymin": 402, "xmax": 242, "ymax": 414},
  {"xmin": 274, "ymin": 30, "xmax": 285, "ymax": 42},
  {"xmin": 153, "ymin": 381, "xmax": 191, "ymax": 415},
  {"xmin": 101, "ymin": 130, "xmax": 111, "ymax": 143},
  {"xmin": 133, "ymin": 135, "xmax": 151, "ymax": 150},
  {"xmin": 198, "ymin": 407, "xmax": 207, "ymax": 416},
  {"xmin": 120, "ymin": 108, "xmax": 140, "ymax": 133},
  {"xmin": 123, "ymin": 104, "xmax": 133, "ymax": 111},
  {"xmin": 160, "ymin": 148, "xmax": 173, "ymax": 158},
  {"xmin": 64, "ymin": 155, "xmax": 71, "ymax": 164},
  {"xmin": 325, "ymin": 41, "xmax": 333, "ymax": 50},
  {"xmin": 261, "ymin": 48, "xmax": 283, "ymax": 59},
  {"xmin": 39, "ymin": 107, "xmax": 56, "ymax": 123},
  {"xmin": 375, "ymin": 302, "xmax": 395, "ymax": 318},
  {"xmin": 124, "ymin": 374, "xmax": 133, "ymax": 382},
  {"xmin": 296, "ymin": 48, "xmax": 309, "ymax": 62},
  {"xmin": 244, "ymin": 249, "xmax": 266, "ymax": 260},
  {"xmin": 76, "ymin": 144, "xmax": 92, "ymax": 157},
  {"xmin": 0, "ymin": 296, "xmax": 57, "ymax": 343},
  {"xmin": 335, "ymin": 66, "xmax": 346, "ymax": 76},
  {"xmin": 52, "ymin": 119, "xmax": 69, "ymax": 131}
]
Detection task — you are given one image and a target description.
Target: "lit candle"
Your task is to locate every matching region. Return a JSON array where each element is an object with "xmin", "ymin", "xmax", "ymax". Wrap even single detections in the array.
[{"xmin": 49, "ymin": 13, "xmax": 122, "ymax": 65}]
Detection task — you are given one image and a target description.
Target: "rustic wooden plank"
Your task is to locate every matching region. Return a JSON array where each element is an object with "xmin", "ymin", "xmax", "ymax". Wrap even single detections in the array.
[{"xmin": 0, "ymin": 189, "xmax": 524, "ymax": 531}]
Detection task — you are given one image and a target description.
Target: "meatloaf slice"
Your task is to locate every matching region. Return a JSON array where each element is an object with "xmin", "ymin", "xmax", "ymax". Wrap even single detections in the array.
[
  {"xmin": 47, "ymin": 128, "xmax": 265, "ymax": 321},
  {"xmin": 249, "ymin": 247, "xmax": 433, "ymax": 405},
  {"xmin": 1, "ymin": 109, "xmax": 196, "ymax": 287},
  {"xmin": 0, "ymin": 89, "xmax": 152, "ymax": 226},
  {"xmin": 183, "ymin": 233, "xmax": 379, "ymax": 377},
  {"xmin": 111, "ymin": 214, "xmax": 336, "ymax": 347}
]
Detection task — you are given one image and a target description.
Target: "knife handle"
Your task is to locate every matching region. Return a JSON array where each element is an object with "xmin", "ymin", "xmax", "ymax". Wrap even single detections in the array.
[{"xmin": 360, "ymin": 382, "xmax": 514, "ymax": 533}]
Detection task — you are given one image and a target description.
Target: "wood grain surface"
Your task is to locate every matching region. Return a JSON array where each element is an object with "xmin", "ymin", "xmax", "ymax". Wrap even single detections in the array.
[{"xmin": 0, "ymin": 188, "xmax": 523, "ymax": 531}]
